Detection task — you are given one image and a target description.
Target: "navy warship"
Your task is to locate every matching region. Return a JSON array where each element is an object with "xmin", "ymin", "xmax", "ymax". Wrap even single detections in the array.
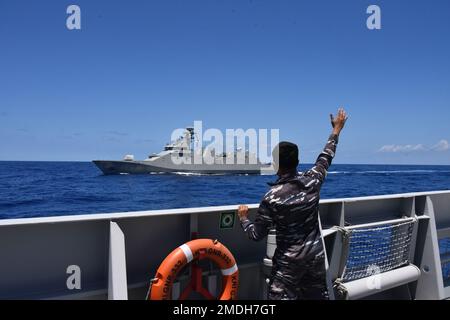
[{"xmin": 93, "ymin": 127, "xmax": 273, "ymax": 175}]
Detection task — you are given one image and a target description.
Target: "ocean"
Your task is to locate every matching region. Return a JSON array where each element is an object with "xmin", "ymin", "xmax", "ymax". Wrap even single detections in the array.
[{"xmin": 1, "ymin": 161, "xmax": 450, "ymax": 220}]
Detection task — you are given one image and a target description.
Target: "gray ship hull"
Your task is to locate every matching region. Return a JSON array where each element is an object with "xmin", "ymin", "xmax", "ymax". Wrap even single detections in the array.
[
  {"xmin": 93, "ymin": 160, "xmax": 270, "ymax": 175},
  {"xmin": 93, "ymin": 125, "xmax": 274, "ymax": 175}
]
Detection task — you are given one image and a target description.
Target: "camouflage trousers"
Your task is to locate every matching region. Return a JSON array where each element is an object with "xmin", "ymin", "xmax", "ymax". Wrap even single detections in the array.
[{"xmin": 267, "ymin": 252, "xmax": 329, "ymax": 300}]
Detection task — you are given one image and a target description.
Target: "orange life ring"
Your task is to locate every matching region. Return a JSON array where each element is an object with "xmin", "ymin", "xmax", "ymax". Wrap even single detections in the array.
[{"xmin": 148, "ymin": 239, "xmax": 239, "ymax": 300}]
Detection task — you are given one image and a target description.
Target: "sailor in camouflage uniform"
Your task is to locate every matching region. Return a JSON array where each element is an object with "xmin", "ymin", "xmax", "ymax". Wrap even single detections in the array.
[{"xmin": 238, "ymin": 108, "xmax": 348, "ymax": 300}]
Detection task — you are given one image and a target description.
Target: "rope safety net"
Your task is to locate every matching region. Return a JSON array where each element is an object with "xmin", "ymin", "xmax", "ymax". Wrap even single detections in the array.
[{"xmin": 341, "ymin": 219, "xmax": 416, "ymax": 282}]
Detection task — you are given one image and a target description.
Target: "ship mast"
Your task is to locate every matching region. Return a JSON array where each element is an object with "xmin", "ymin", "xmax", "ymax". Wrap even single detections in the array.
[{"xmin": 186, "ymin": 127, "xmax": 195, "ymax": 153}]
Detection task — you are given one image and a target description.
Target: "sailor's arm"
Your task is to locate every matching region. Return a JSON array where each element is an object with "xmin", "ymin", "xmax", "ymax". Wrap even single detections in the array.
[
  {"xmin": 238, "ymin": 203, "xmax": 273, "ymax": 241},
  {"xmin": 306, "ymin": 108, "xmax": 348, "ymax": 183}
]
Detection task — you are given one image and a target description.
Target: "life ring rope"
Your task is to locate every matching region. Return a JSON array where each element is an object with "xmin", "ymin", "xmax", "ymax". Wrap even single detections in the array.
[
  {"xmin": 221, "ymin": 264, "xmax": 238, "ymax": 276},
  {"xmin": 179, "ymin": 244, "xmax": 194, "ymax": 263}
]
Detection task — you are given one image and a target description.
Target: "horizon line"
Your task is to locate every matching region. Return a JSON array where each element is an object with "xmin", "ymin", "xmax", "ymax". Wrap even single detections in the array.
[{"xmin": 1, "ymin": 160, "xmax": 450, "ymax": 166}]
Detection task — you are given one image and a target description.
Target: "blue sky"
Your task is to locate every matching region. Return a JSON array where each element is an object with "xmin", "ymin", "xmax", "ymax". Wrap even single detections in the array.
[{"xmin": 0, "ymin": 0, "xmax": 449, "ymax": 164}]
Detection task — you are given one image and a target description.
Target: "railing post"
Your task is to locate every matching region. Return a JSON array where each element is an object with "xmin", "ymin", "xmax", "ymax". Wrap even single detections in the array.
[{"xmin": 108, "ymin": 221, "xmax": 128, "ymax": 300}]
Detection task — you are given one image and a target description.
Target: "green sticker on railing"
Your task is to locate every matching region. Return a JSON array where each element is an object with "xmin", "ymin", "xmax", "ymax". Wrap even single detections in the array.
[{"xmin": 220, "ymin": 212, "xmax": 235, "ymax": 229}]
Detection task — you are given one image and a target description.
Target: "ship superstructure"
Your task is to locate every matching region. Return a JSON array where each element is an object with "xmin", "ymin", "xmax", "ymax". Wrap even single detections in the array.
[{"xmin": 93, "ymin": 126, "xmax": 272, "ymax": 175}]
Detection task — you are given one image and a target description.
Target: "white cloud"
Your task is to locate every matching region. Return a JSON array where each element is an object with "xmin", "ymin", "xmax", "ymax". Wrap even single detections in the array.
[
  {"xmin": 378, "ymin": 144, "xmax": 426, "ymax": 153},
  {"xmin": 431, "ymin": 139, "xmax": 449, "ymax": 152},
  {"xmin": 378, "ymin": 140, "xmax": 449, "ymax": 153}
]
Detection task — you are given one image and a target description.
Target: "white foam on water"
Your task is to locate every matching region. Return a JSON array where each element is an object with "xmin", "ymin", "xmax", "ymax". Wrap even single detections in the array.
[
  {"xmin": 172, "ymin": 171, "xmax": 205, "ymax": 176},
  {"xmin": 328, "ymin": 171, "xmax": 350, "ymax": 174},
  {"xmin": 171, "ymin": 171, "xmax": 245, "ymax": 176},
  {"xmin": 327, "ymin": 170, "xmax": 450, "ymax": 175}
]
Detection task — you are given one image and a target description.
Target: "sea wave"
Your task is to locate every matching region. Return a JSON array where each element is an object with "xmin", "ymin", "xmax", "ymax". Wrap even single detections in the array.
[
  {"xmin": 1, "ymin": 161, "xmax": 450, "ymax": 219},
  {"xmin": 171, "ymin": 171, "xmax": 230, "ymax": 176}
]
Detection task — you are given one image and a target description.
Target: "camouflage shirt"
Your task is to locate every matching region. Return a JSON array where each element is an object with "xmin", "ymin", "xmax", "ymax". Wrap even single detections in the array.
[{"xmin": 240, "ymin": 134, "xmax": 338, "ymax": 274}]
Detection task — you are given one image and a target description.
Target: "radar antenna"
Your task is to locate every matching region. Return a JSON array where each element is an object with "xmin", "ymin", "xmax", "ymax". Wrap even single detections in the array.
[{"xmin": 186, "ymin": 127, "xmax": 195, "ymax": 152}]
